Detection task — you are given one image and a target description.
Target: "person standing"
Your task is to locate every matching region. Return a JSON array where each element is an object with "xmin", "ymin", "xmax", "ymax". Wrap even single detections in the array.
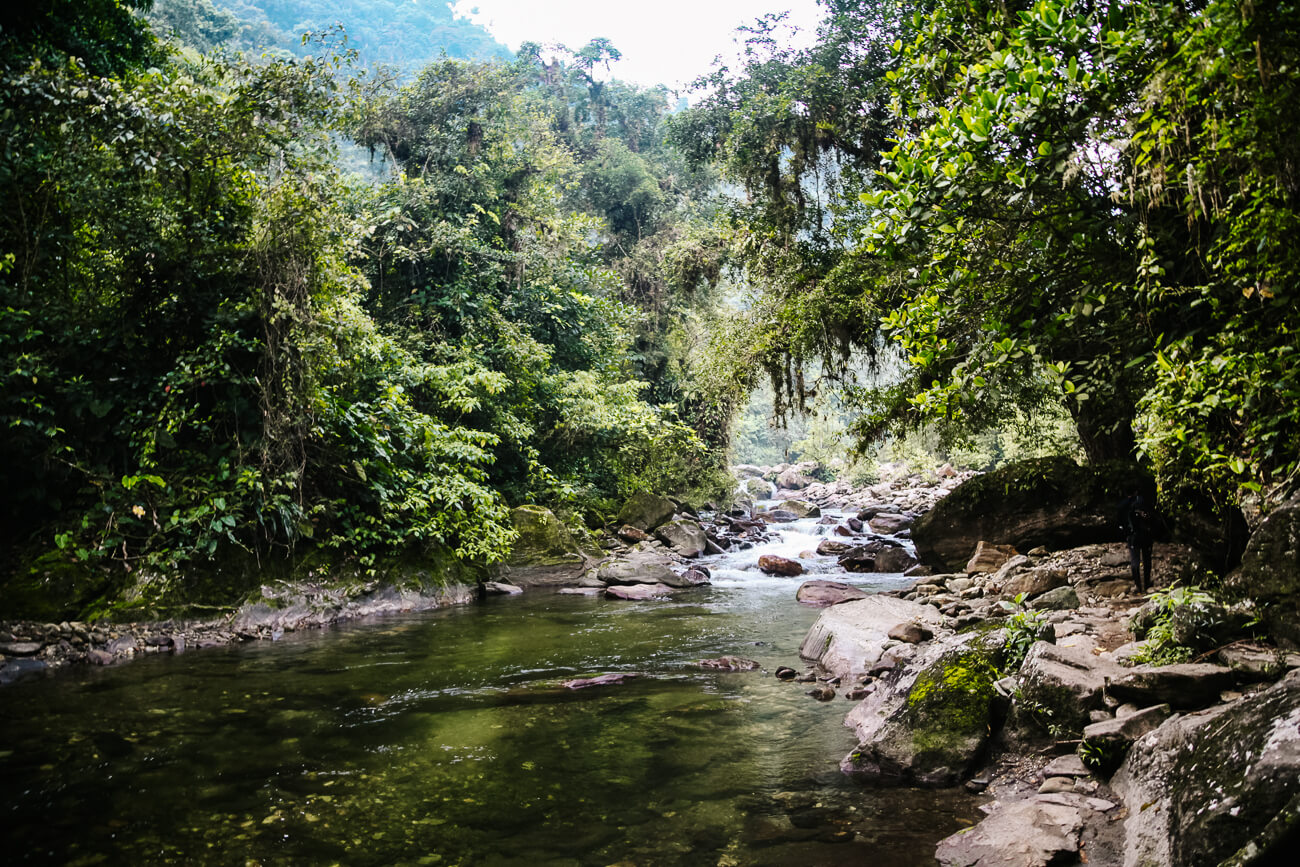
[{"xmin": 1118, "ymin": 490, "xmax": 1156, "ymax": 593}]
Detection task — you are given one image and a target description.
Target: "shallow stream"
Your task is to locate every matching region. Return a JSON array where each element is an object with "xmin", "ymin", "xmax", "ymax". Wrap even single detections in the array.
[{"xmin": 1, "ymin": 510, "xmax": 978, "ymax": 865}]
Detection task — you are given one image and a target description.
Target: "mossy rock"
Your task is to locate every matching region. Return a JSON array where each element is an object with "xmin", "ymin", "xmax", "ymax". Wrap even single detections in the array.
[
  {"xmin": 913, "ymin": 457, "xmax": 1149, "ymax": 572},
  {"xmin": 614, "ymin": 492, "xmax": 677, "ymax": 532},
  {"xmin": 0, "ymin": 551, "xmax": 117, "ymax": 621},
  {"xmin": 491, "ymin": 505, "xmax": 593, "ymax": 587},
  {"xmin": 844, "ymin": 638, "xmax": 1005, "ymax": 786},
  {"xmin": 1225, "ymin": 494, "xmax": 1300, "ymax": 648}
]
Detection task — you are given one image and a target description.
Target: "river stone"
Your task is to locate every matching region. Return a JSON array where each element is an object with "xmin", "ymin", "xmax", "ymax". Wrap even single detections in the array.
[
  {"xmin": 759, "ymin": 509, "xmax": 799, "ymax": 523},
  {"xmin": 935, "ymin": 793, "xmax": 1115, "ymax": 867},
  {"xmin": 758, "ymin": 555, "xmax": 804, "ymax": 577},
  {"xmin": 481, "ymin": 581, "xmax": 523, "ymax": 595},
  {"xmin": 796, "ymin": 580, "xmax": 869, "ymax": 607},
  {"xmin": 604, "ymin": 583, "xmax": 674, "ymax": 600},
  {"xmin": 815, "ymin": 539, "xmax": 855, "ymax": 556},
  {"xmin": 1027, "ymin": 585, "xmax": 1079, "ymax": 611},
  {"xmin": 1003, "ymin": 567, "xmax": 1069, "ymax": 600},
  {"xmin": 868, "ymin": 513, "xmax": 911, "ymax": 535},
  {"xmin": 0, "ymin": 641, "xmax": 42, "ymax": 656},
  {"xmin": 887, "ymin": 622, "xmax": 934, "ymax": 644},
  {"xmin": 1014, "ymin": 640, "xmax": 1126, "ymax": 737},
  {"xmin": 841, "ymin": 635, "xmax": 1004, "ymax": 787},
  {"xmin": 1111, "ymin": 668, "xmax": 1300, "ymax": 867},
  {"xmin": 615, "ymin": 492, "xmax": 677, "ymax": 532},
  {"xmin": 597, "ymin": 552, "xmax": 679, "ymax": 586},
  {"xmin": 697, "ymin": 656, "xmax": 760, "ymax": 671},
  {"xmin": 653, "ymin": 519, "xmax": 708, "ymax": 557},
  {"xmin": 777, "ymin": 499, "xmax": 821, "ymax": 519},
  {"xmin": 799, "ymin": 596, "xmax": 944, "ymax": 679},
  {"xmin": 1106, "ymin": 663, "xmax": 1239, "ymax": 710},
  {"xmin": 616, "ymin": 524, "xmax": 653, "ymax": 543},
  {"xmin": 873, "ymin": 546, "xmax": 919, "ymax": 573},
  {"xmin": 966, "ymin": 541, "xmax": 1019, "ymax": 574},
  {"xmin": 673, "ymin": 567, "xmax": 712, "ymax": 587}
]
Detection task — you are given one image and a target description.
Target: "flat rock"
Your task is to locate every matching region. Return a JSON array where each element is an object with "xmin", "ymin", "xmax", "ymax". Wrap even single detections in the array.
[
  {"xmin": 1042, "ymin": 754, "xmax": 1090, "ymax": 778},
  {"xmin": 697, "ymin": 656, "xmax": 760, "ymax": 671},
  {"xmin": 796, "ymin": 580, "xmax": 869, "ymax": 607},
  {"xmin": 1107, "ymin": 663, "xmax": 1239, "ymax": 710},
  {"xmin": 868, "ymin": 513, "xmax": 911, "ymax": 535},
  {"xmin": 604, "ymin": 583, "xmax": 675, "ymax": 600},
  {"xmin": 935, "ymin": 793, "xmax": 1112, "ymax": 867},
  {"xmin": 1015, "ymin": 641, "xmax": 1126, "ymax": 737},
  {"xmin": 0, "ymin": 642, "xmax": 42, "ymax": 657},
  {"xmin": 799, "ymin": 596, "xmax": 944, "ymax": 679},
  {"xmin": 597, "ymin": 552, "xmax": 679, "ymax": 586},
  {"xmin": 481, "ymin": 581, "xmax": 523, "ymax": 595}
]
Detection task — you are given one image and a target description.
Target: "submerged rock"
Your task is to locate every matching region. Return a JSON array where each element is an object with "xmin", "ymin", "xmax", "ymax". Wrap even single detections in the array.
[
  {"xmin": 697, "ymin": 656, "xmax": 761, "ymax": 671},
  {"xmin": 563, "ymin": 672, "xmax": 640, "ymax": 689}
]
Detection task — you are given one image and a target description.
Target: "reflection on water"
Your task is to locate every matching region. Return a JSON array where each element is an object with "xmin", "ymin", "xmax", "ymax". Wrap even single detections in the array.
[{"xmin": 0, "ymin": 510, "xmax": 977, "ymax": 865}]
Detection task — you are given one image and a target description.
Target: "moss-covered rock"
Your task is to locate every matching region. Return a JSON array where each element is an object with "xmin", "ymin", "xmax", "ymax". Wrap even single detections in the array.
[
  {"xmin": 1225, "ymin": 494, "xmax": 1300, "ymax": 648},
  {"xmin": 0, "ymin": 551, "xmax": 117, "ymax": 621},
  {"xmin": 841, "ymin": 638, "xmax": 1005, "ymax": 787},
  {"xmin": 614, "ymin": 492, "xmax": 677, "ymax": 532},
  {"xmin": 490, "ymin": 505, "xmax": 593, "ymax": 587},
  {"xmin": 912, "ymin": 457, "xmax": 1145, "ymax": 572}
]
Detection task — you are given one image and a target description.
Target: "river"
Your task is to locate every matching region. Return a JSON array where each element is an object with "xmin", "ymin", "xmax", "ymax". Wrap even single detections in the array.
[{"xmin": 0, "ymin": 508, "xmax": 978, "ymax": 865}]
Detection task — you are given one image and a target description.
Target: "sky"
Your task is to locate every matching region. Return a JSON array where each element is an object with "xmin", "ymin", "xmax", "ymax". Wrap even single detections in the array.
[{"xmin": 448, "ymin": 0, "xmax": 826, "ymax": 91}]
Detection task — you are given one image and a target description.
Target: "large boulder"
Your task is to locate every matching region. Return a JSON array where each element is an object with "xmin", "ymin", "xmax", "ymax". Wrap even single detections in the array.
[
  {"xmin": 912, "ymin": 457, "xmax": 1145, "ymax": 572},
  {"xmin": 841, "ymin": 636, "xmax": 1005, "ymax": 786},
  {"xmin": 775, "ymin": 467, "xmax": 816, "ymax": 490},
  {"xmin": 596, "ymin": 552, "xmax": 680, "ymax": 586},
  {"xmin": 615, "ymin": 492, "xmax": 677, "ymax": 532},
  {"xmin": 653, "ymin": 519, "xmax": 707, "ymax": 557},
  {"xmin": 1106, "ymin": 663, "xmax": 1239, "ymax": 710},
  {"xmin": 1112, "ymin": 669, "xmax": 1300, "ymax": 866},
  {"xmin": 936, "ymin": 793, "xmax": 1120, "ymax": 867},
  {"xmin": 742, "ymin": 477, "xmax": 773, "ymax": 499},
  {"xmin": 1015, "ymin": 640, "xmax": 1126, "ymax": 737},
  {"xmin": 776, "ymin": 499, "xmax": 821, "ymax": 519},
  {"xmin": 1225, "ymin": 494, "xmax": 1300, "ymax": 647},
  {"xmin": 799, "ymin": 596, "xmax": 944, "ymax": 678},
  {"xmin": 491, "ymin": 505, "xmax": 593, "ymax": 587}
]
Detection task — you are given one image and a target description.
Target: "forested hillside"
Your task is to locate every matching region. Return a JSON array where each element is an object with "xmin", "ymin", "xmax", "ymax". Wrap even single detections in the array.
[
  {"xmin": 0, "ymin": 0, "xmax": 732, "ymax": 617},
  {"xmin": 147, "ymin": 0, "xmax": 511, "ymax": 65}
]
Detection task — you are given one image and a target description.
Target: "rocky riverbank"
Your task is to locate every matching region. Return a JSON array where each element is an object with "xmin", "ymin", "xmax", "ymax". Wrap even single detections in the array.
[{"xmin": 770, "ymin": 461, "xmax": 1300, "ymax": 866}]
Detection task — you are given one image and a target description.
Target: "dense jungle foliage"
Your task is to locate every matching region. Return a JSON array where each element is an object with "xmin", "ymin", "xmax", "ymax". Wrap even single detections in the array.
[
  {"xmin": 672, "ymin": 0, "xmax": 1300, "ymax": 510},
  {"xmin": 0, "ymin": 0, "xmax": 733, "ymax": 603}
]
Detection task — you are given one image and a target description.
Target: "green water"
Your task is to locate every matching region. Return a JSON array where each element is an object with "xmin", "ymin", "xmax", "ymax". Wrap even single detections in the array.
[{"xmin": 1, "ymin": 585, "xmax": 978, "ymax": 865}]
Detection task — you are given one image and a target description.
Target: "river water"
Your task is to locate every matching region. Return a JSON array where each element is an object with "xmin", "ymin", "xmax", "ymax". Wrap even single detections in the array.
[{"xmin": 0, "ymin": 509, "xmax": 978, "ymax": 865}]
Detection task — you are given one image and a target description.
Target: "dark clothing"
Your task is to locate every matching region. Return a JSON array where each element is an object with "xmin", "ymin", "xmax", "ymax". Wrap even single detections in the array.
[{"xmin": 1118, "ymin": 494, "xmax": 1156, "ymax": 592}]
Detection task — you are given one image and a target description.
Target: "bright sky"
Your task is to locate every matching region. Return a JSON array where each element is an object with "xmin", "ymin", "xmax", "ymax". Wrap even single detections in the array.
[{"xmin": 448, "ymin": 0, "xmax": 826, "ymax": 91}]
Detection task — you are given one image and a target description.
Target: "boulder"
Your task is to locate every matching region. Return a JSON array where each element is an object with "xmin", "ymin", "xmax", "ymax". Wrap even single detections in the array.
[
  {"xmin": 1112, "ymin": 669, "xmax": 1300, "ymax": 867},
  {"xmin": 966, "ymin": 542, "xmax": 1018, "ymax": 574},
  {"xmin": 868, "ymin": 512, "xmax": 912, "ymax": 535},
  {"xmin": 1003, "ymin": 568, "xmax": 1069, "ymax": 599},
  {"xmin": 493, "ymin": 505, "xmax": 592, "ymax": 587},
  {"xmin": 1225, "ymin": 494, "xmax": 1300, "ymax": 647},
  {"xmin": 1026, "ymin": 585, "xmax": 1079, "ymax": 611},
  {"xmin": 936, "ymin": 793, "xmax": 1118, "ymax": 867},
  {"xmin": 796, "ymin": 580, "xmax": 869, "ymax": 607},
  {"xmin": 481, "ymin": 581, "xmax": 523, "ymax": 595},
  {"xmin": 1079, "ymin": 704, "xmax": 1172, "ymax": 774},
  {"xmin": 653, "ymin": 519, "xmax": 707, "ymax": 558},
  {"xmin": 841, "ymin": 637, "xmax": 1004, "ymax": 786},
  {"xmin": 758, "ymin": 555, "xmax": 804, "ymax": 577},
  {"xmin": 815, "ymin": 539, "xmax": 855, "ymax": 556},
  {"xmin": 597, "ymin": 552, "xmax": 680, "ymax": 586},
  {"xmin": 1106, "ymin": 663, "xmax": 1239, "ymax": 710},
  {"xmin": 615, "ymin": 524, "xmax": 653, "ymax": 543},
  {"xmin": 912, "ymin": 457, "xmax": 1144, "ymax": 572},
  {"xmin": 872, "ymin": 546, "xmax": 919, "ymax": 574},
  {"xmin": 1015, "ymin": 640, "xmax": 1126, "ymax": 737},
  {"xmin": 732, "ymin": 464, "xmax": 765, "ymax": 479},
  {"xmin": 776, "ymin": 499, "xmax": 821, "ymax": 519},
  {"xmin": 742, "ymin": 477, "xmax": 773, "ymax": 499},
  {"xmin": 759, "ymin": 509, "xmax": 799, "ymax": 523},
  {"xmin": 672, "ymin": 567, "xmax": 712, "ymax": 588},
  {"xmin": 775, "ymin": 468, "xmax": 816, "ymax": 490},
  {"xmin": 615, "ymin": 492, "xmax": 678, "ymax": 532},
  {"xmin": 887, "ymin": 622, "xmax": 934, "ymax": 644},
  {"xmin": 605, "ymin": 583, "xmax": 675, "ymax": 601},
  {"xmin": 799, "ymin": 596, "xmax": 944, "ymax": 679}
]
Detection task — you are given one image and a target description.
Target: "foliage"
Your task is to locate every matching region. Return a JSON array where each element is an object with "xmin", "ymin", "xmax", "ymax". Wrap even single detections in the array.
[
  {"xmin": 1128, "ymin": 585, "xmax": 1219, "ymax": 666},
  {"xmin": 674, "ymin": 0, "xmax": 1300, "ymax": 512},
  {"xmin": 999, "ymin": 593, "xmax": 1047, "ymax": 672}
]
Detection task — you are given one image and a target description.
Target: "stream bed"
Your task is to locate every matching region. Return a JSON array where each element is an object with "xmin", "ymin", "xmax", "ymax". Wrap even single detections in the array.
[{"xmin": 1, "ymin": 512, "xmax": 978, "ymax": 865}]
